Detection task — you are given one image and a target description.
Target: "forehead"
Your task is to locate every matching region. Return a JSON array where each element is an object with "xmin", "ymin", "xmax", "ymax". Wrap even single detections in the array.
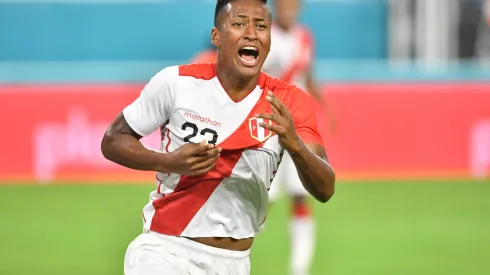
[
  {"xmin": 275, "ymin": 0, "xmax": 298, "ymax": 5},
  {"xmin": 224, "ymin": 0, "xmax": 270, "ymax": 18}
]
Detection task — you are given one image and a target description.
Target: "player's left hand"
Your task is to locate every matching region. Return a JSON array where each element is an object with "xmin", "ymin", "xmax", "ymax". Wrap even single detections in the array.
[{"xmin": 257, "ymin": 91, "xmax": 303, "ymax": 153}]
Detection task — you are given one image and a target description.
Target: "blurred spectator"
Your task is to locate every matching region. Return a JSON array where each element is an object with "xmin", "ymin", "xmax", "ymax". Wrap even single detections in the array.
[
  {"xmin": 388, "ymin": 0, "xmax": 417, "ymax": 60},
  {"xmin": 477, "ymin": 0, "xmax": 490, "ymax": 58},
  {"xmin": 487, "ymin": 0, "xmax": 490, "ymax": 25},
  {"xmin": 389, "ymin": 0, "xmax": 455, "ymax": 63},
  {"xmin": 458, "ymin": 0, "xmax": 485, "ymax": 59},
  {"xmin": 390, "ymin": 0, "xmax": 489, "ymax": 62}
]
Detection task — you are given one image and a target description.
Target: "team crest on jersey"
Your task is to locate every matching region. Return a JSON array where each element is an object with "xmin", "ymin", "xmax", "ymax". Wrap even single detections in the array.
[{"xmin": 249, "ymin": 117, "xmax": 272, "ymax": 142}]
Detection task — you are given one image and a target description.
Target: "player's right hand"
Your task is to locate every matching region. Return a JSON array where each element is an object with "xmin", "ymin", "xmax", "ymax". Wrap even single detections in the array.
[{"xmin": 166, "ymin": 140, "xmax": 221, "ymax": 176}]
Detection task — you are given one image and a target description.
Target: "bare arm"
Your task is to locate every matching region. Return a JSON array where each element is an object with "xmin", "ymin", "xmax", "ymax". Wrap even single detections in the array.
[
  {"xmin": 295, "ymin": 71, "xmax": 336, "ymax": 200},
  {"xmin": 101, "ymin": 113, "xmax": 170, "ymax": 173},
  {"xmin": 288, "ymin": 142, "xmax": 335, "ymax": 203},
  {"xmin": 101, "ymin": 113, "xmax": 220, "ymax": 176},
  {"xmin": 103, "ymin": 66, "xmax": 221, "ymax": 176},
  {"xmin": 258, "ymin": 91, "xmax": 335, "ymax": 203}
]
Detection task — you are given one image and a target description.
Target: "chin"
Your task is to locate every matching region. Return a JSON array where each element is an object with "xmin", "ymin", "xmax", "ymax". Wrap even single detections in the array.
[
  {"xmin": 233, "ymin": 58, "xmax": 261, "ymax": 79},
  {"xmin": 238, "ymin": 66, "xmax": 261, "ymax": 78}
]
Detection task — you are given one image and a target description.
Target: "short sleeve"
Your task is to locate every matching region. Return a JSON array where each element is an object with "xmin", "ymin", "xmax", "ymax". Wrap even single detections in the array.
[
  {"xmin": 122, "ymin": 66, "xmax": 178, "ymax": 137},
  {"xmin": 288, "ymin": 88, "xmax": 323, "ymax": 145}
]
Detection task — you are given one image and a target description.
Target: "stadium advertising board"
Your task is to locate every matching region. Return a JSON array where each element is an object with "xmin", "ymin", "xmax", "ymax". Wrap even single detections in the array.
[{"xmin": 1, "ymin": 83, "xmax": 489, "ymax": 183}]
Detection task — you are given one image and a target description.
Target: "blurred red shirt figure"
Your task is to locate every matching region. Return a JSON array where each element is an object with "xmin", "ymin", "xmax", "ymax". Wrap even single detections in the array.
[
  {"xmin": 191, "ymin": 49, "xmax": 217, "ymax": 64},
  {"xmin": 260, "ymin": 1, "xmax": 334, "ymax": 275},
  {"xmin": 486, "ymin": 0, "xmax": 490, "ymax": 26}
]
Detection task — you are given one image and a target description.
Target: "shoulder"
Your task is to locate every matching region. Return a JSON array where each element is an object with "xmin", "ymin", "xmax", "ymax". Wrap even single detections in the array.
[
  {"xmin": 296, "ymin": 24, "xmax": 313, "ymax": 36},
  {"xmin": 295, "ymin": 24, "xmax": 314, "ymax": 44},
  {"xmin": 151, "ymin": 65, "xmax": 179, "ymax": 80},
  {"xmin": 150, "ymin": 63, "xmax": 217, "ymax": 84},
  {"xmin": 178, "ymin": 63, "xmax": 217, "ymax": 80},
  {"xmin": 145, "ymin": 64, "xmax": 216, "ymax": 95},
  {"xmin": 145, "ymin": 65, "xmax": 180, "ymax": 91},
  {"xmin": 137, "ymin": 66, "xmax": 178, "ymax": 98}
]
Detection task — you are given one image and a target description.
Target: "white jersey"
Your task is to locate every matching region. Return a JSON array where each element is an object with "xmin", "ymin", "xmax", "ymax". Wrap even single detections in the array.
[
  {"xmin": 123, "ymin": 63, "xmax": 322, "ymax": 239},
  {"xmin": 262, "ymin": 24, "xmax": 314, "ymax": 91}
]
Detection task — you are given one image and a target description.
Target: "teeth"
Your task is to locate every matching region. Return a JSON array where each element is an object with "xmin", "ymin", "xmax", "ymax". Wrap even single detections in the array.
[{"xmin": 241, "ymin": 46, "xmax": 258, "ymax": 51}]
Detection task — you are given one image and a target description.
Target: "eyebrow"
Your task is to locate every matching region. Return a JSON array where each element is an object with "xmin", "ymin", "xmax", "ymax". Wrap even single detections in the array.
[{"xmin": 235, "ymin": 14, "xmax": 268, "ymax": 21}]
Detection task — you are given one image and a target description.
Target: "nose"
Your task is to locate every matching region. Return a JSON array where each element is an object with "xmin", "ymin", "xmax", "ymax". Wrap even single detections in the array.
[{"xmin": 244, "ymin": 23, "xmax": 258, "ymax": 41}]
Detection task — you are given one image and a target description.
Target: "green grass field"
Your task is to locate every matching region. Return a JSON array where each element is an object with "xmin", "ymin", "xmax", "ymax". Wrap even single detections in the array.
[{"xmin": 1, "ymin": 180, "xmax": 489, "ymax": 275}]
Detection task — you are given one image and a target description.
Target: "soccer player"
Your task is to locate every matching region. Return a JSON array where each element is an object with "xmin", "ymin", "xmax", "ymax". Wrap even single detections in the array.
[
  {"xmin": 101, "ymin": 0, "xmax": 335, "ymax": 274},
  {"xmin": 261, "ymin": 0, "xmax": 333, "ymax": 274}
]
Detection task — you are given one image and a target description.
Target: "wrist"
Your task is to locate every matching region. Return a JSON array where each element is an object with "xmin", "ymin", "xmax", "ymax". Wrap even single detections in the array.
[
  {"xmin": 151, "ymin": 150, "xmax": 173, "ymax": 174},
  {"xmin": 286, "ymin": 138, "xmax": 306, "ymax": 156}
]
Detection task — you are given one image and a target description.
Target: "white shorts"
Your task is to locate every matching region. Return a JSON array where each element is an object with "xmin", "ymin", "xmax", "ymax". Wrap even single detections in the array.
[
  {"xmin": 269, "ymin": 151, "xmax": 309, "ymax": 202},
  {"xmin": 124, "ymin": 231, "xmax": 251, "ymax": 275}
]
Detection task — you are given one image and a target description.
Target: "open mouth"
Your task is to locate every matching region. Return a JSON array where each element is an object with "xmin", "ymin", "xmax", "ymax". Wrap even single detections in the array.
[{"xmin": 238, "ymin": 46, "xmax": 259, "ymax": 67}]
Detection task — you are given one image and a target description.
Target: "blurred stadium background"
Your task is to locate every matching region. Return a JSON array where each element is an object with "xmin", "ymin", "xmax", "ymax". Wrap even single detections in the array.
[{"xmin": 1, "ymin": 0, "xmax": 489, "ymax": 274}]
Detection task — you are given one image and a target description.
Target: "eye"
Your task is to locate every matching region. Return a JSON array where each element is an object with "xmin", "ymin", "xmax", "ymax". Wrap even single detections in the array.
[
  {"xmin": 233, "ymin": 22, "xmax": 244, "ymax": 27},
  {"xmin": 256, "ymin": 24, "xmax": 267, "ymax": 29}
]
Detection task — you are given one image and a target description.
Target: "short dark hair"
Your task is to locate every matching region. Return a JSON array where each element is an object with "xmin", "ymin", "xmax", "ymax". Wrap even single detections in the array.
[{"xmin": 214, "ymin": 0, "xmax": 268, "ymax": 27}]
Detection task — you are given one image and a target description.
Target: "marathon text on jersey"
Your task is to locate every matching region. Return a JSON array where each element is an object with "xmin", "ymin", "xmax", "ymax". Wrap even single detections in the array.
[{"xmin": 184, "ymin": 112, "xmax": 222, "ymax": 128}]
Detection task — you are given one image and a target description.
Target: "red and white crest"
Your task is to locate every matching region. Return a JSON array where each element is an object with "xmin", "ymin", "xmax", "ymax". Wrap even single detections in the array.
[{"xmin": 249, "ymin": 117, "xmax": 272, "ymax": 142}]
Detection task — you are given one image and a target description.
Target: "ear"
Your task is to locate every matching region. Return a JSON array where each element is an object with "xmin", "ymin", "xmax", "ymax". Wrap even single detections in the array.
[{"xmin": 211, "ymin": 27, "xmax": 220, "ymax": 48}]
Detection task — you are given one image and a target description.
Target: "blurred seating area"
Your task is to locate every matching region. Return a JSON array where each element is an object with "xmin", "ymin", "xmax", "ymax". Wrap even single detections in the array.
[{"xmin": 0, "ymin": 0, "xmax": 489, "ymax": 83}]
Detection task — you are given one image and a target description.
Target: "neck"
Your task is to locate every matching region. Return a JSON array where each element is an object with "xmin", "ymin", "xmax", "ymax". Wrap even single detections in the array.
[{"xmin": 216, "ymin": 63, "xmax": 259, "ymax": 102}]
